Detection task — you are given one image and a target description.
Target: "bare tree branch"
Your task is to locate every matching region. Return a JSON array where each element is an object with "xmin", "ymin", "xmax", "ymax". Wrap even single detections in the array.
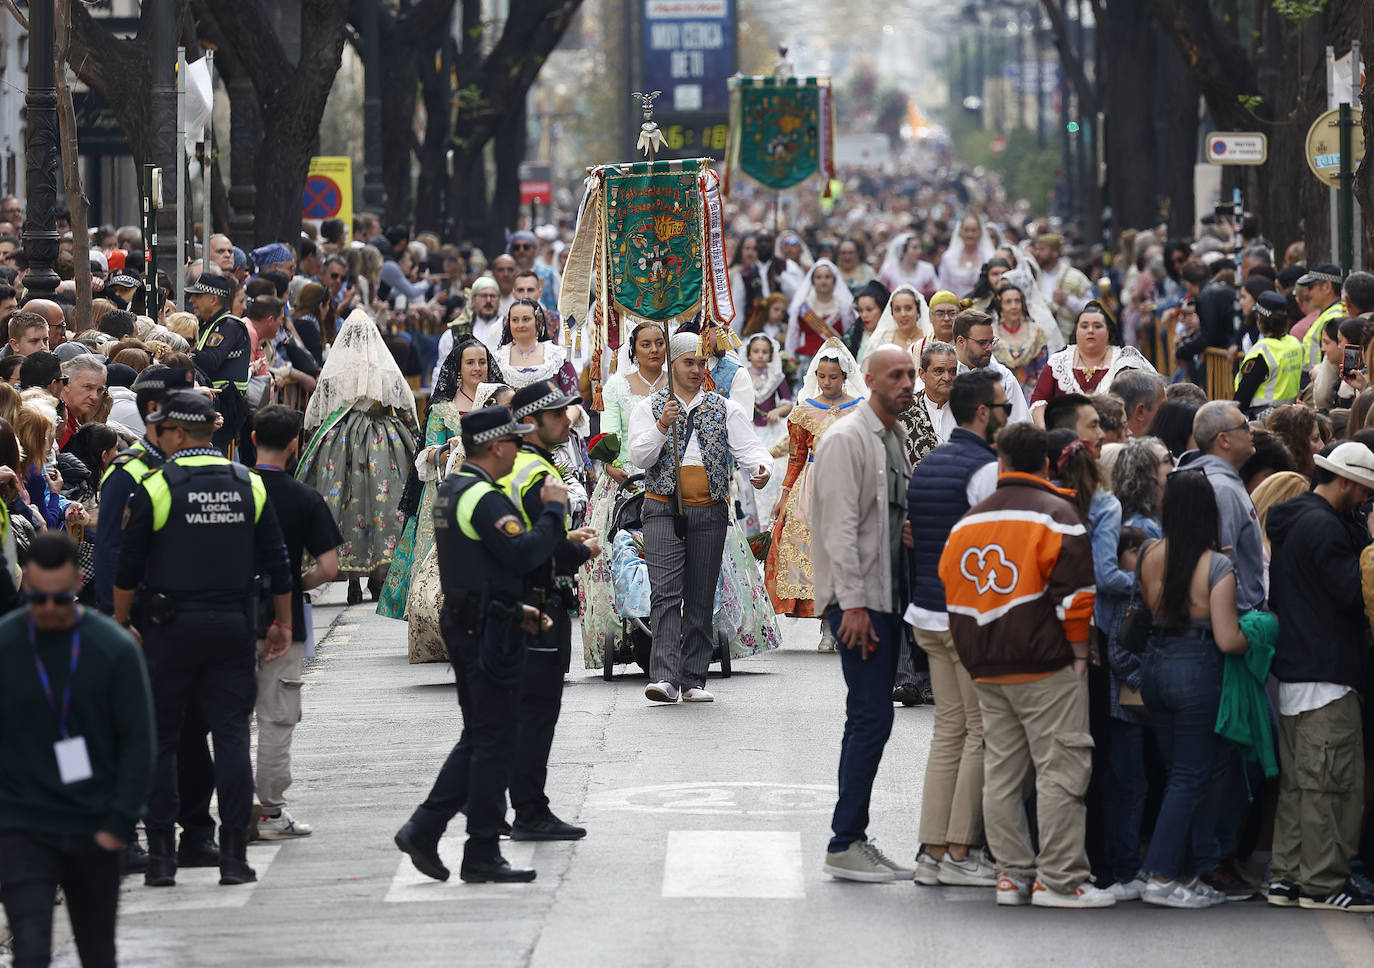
[{"xmin": 1, "ymin": 0, "xmax": 28, "ymax": 30}]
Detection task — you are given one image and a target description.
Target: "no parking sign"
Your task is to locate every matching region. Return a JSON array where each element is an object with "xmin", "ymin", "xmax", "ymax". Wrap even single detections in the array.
[{"xmin": 302, "ymin": 157, "xmax": 354, "ymax": 241}]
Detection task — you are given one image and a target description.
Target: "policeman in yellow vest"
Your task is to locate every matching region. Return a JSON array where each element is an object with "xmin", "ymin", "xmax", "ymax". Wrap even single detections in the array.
[
  {"xmin": 394, "ymin": 405, "xmax": 568, "ymax": 884},
  {"xmin": 1298, "ymin": 262, "xmax": 1347, "ymax": 370},
  {"xmin": 112, "ymin": 391, "xmax": 293, "ymax": 889},
  {"xmin": 185, "ymin": 272, "xmax": 252, "ymax": 453},
  {"xmin": 501, "ymin": 380, "xmax": 602, "ymax": 842},
  {"xmin": 92, "ymin": 365, "xmax": 225, "ymax": 875},
  {"xmin": 1235, "ymin": 291, "xmax": 1305, "ymax": 417}
]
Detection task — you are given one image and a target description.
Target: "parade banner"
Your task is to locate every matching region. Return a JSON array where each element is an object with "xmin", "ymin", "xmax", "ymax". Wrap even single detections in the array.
[
  {"xmin": 605, "ymin": 162, "xmax": 704, "ymax": 320},
  {"xmin": 725, "ymin": 75, "xmax": 835, "ymax": 197},
  {"xmin": 559, "ymin": 158, "xmax": 734, "ymax": 410}
]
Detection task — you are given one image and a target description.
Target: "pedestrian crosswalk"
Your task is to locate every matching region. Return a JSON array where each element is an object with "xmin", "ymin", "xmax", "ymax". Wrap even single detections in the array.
[
  {"xmin": 118, "ymin": 846, "xmax": 281, "ymax": 914},
  {"xmin": 662, "ymin": 830, "xmax": 805, "ymax": 898}
]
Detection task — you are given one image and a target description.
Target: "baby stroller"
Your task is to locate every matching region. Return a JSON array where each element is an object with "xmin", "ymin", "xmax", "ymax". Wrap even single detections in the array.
[{"xmin": 601, "ymin": 473, "xmax": 732, "ymax": 681}]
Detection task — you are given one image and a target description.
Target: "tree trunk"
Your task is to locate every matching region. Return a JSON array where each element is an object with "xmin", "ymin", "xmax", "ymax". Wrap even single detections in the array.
[
  {"xmin": 1158, "ymin": 33, "xmax": 1198, "ymax": 237},
  {"xmin": 1101, "ymin": 0, "xmax": 1159, "ymax": 233},
  {"xmin": 56, "ymin": 0, "xmax": 91, "ymax": 325},
  {"xmin": 490, "ymin": 99, "xmax": 527, "ymax": 255},
  {"xmin": 379, "ymin": 37, "xmax": 417, "ymax": 229},
  {"xmin": 414, "ymin": 39, "xmax": 456, "ymax": 236},
  {"xmin": 202, "ymin": 0, "xmax": 348, "ymax": 246}
]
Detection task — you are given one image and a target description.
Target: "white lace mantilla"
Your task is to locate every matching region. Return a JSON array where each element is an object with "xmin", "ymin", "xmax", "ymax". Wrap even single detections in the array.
[{"xmin": 496, "ymin": 340, "xmax": 569, "ymax": 389}]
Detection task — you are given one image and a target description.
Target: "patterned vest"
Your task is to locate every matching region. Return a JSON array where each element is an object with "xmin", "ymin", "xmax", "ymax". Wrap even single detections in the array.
[{"xmin": 645, "ymin": 388, "xmax": 732, "ymax": 502}]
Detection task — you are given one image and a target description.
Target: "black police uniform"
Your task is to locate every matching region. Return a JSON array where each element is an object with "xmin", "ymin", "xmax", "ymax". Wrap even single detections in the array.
[
  {"xmin": 92, "ymin": 368, "xmax": 220, "ymax": 868},
  {"xmin": 190, "ymin": 308, "xmax": 251, "ymax": 452},
  {"xmin": 115, "ymin": 427, "xmax": 291, "ymax": 885},
  {"xmin": 507, "ymin": 441, "xmax": 591, "ymax": 833},
  {"xmin": 401, "ymin": 460, "xmax": 565, "ymax": 878}
]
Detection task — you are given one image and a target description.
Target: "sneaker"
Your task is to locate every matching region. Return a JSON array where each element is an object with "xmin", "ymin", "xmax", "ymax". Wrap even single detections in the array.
[
  {"xmin": 823, "ymin": 841, "xmax": 897, "ymax": 883},
  {"xmin": 682, "ymin": 687, "xmax": 714, "ymax": 703},
  {"xmin": 818, "ymin": 629, "xmax": 837, "ymax": 653},
  {"xmin": 1031, "ymin": 879, "xmax": 1117, "ymax": 908},
  {"xmin": 256, "ymin": 808, "xmax": 312, "ymax": 840},
  {"xmin": 1107, "ymin": 876, "xmax": 1147, "ymax": 902},
  {"xmin": 913, "ymin": 848, "xmax": 942, "ymax": 886},
  {"xmin": 1200, "ymin": 865, "xmax": 1257, "ymax": 901},
  {"xmin": 865, "ymin": 840, "xmax": 915, "ymax": 880},
  {"xmin": 1267, "ymin": 879, "xmax": 1301, "ymax": 907},
  {"xmin": 996, "ymin": 872, "xmax": 1032, "ymax": 906},
  {"xmin": 1184, "ymin": 877, "xmax": 1229, "ymax": 907},
  {"xmin": 937, "ymin": 847, "xmax": 998, "ymax": 887},
  {"xmin": 892, "ymin": 684, "xmax": 922, "ymax": 706},
  {"xmin": 1298, "ymin": 879, "xmax": 1374, "ymax": 912},
  {"xmin": 1141, "ymin": 878, "xmax": 1212, "ymax": 909},
  {"xmin": 914, "ymin": 674, "xmax": 935, "ymax": 705},
  {"xmin": 645, "ymin": 681, "xmax": 679, "ymax": 703}
]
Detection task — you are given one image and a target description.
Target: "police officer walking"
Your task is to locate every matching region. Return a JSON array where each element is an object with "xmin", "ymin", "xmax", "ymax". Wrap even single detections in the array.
[
  {"xmin": 93, "ymin": 365, "xmax": 224, "ymax": 875},
  {"xmin": 184, "ymin": 273, "xmax": 251, "ymax": 454},
  {"xmin": 112, "ymin": 391, "xmax": 294, "ymax": 887},
  {"xmin": 394, "ymin": 405, "xmax": 568, "ymax": 884},
  {"xmin": 503, "ymin": 381, "xmax": 602, "ymax": 841}
]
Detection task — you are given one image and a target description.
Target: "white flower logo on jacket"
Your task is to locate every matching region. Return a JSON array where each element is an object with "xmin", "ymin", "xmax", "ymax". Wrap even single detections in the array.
[{"xmin": 958, "ymin": 544, "xmax": 1019, "ymax": 596}]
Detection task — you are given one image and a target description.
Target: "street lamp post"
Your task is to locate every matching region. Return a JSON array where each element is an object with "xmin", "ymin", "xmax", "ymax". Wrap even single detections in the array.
[{"xmin": 23, "ymin": 0, "xmax": 60, "ymax": 300}]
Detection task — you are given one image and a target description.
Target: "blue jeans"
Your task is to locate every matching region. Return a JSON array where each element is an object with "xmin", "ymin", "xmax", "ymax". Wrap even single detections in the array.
[
  {"xmin": 827, "ymin": 607, "xmax": 899, "ymax": 852},
  {"xmin": 1140, "ymin": 636, "xmax": 1224, "ymax": 880},
  {"xmin": 1105, "ymin": 717, "xmax": 1149, "ymax": 883}
]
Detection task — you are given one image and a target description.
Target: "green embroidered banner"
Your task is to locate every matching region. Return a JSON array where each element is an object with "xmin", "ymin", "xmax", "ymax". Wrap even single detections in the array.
[
  {"xmin": 737, "ymin": 84, "xmax": 821, "ymax": 190},
  {"xmin": 604, "ymin": 164, "xmax": 703, "ymax": 321}
]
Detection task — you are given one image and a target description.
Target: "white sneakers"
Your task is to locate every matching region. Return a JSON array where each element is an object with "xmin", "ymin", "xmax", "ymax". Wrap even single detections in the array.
[
  {"xmin": 936, "ymin": 847, "xmax": 999, "ymax": 887},
  {"xmin": 1141, "ymin": 877, "xmax": 1226, "ymax": 909},
  {"xmin": 257, "ymin": 808, "xmax": 313, "ymax": 840},
  {"xmin": 1107, "ymin": 876, "xmax": 1148, "ymax": 901},
  {"xmin": 644, "ymin": 682, "xmax": 714, "ymax": 703},
  {"xmin": 1030, "ymin": 879, "xmax": 1117, "ymax": 908}
]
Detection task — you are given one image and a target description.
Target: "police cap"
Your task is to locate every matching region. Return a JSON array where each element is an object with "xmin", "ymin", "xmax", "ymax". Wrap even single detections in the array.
[
  {"xmin": 132, "ymin": 365, "xmax": 196, "ymax": 395},
  {"xmin": 108, "ymin": 270, "xmax": 142, "ymax": 290},
  {"xmin": 461, "ymin": 405, "xmax": 533, "ymax": 445},
  {"xmin": 186, "ymin": 273, "xmax": 233, "ymax": 298},
  {"xmin": 146, "ymin": 389, "xmax": 216, "ymax": 426},
  {"xmin": 509, "ymin": 379, "xmax": 580, "ymax": 420}
]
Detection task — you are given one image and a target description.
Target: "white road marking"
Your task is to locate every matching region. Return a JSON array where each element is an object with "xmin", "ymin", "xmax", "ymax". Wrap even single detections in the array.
[
  {"xmin": 661, "ymin": 830, "xmax": 804, "ymax": 899},
  {"xmin": 1317, "ymin": 911, "xmax": 1374, "ymax": 967},
  {"xmin": 385, "ymin": 835, "xmax": 537, "ymax": 902},
  {"xmin": 118, "ymin": 846, "xmax": 281, "ymax": 914}
]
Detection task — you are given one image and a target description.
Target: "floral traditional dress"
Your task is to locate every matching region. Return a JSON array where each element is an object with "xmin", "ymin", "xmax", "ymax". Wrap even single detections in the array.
[
  {"xmin": 765, "ymin": 396, "xmax": 862, "ymax": 615},
  {"xmin": 295, "ymin": 401, "xmax": 418, "ymax": 575},
  {"xmin": 994, "ymin": 319, "xmax": 1050, "ymax": 403},
  {"xmin": 578, "ymin": 371, "xmax": 657, "ymax": 670}
]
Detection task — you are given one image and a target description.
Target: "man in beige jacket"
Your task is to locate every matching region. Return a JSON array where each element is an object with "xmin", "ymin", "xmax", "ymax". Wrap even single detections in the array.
[{"xmin": 811, "ymin": 344, "xmax": 916, "ymax": 882}]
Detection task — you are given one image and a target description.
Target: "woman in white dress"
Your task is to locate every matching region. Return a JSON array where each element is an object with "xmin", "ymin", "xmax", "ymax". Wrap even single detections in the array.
[
  {"xmin": 870, "ymin": 283, "xmax": 933, "ymax": 363},
  {"xmin": 938, "ymin": 214, "xmax": 996, "ymax": 296},
  {"xmin": 879, "ymin": 232, "xmax": 938, "ymax": 296},
  {"xmin": 579, "ymin": 322, "xmax": 668, "ymax": 669}
]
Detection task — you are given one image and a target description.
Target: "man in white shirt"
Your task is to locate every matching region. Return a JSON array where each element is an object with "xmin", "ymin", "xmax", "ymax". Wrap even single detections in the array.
[
  {"xmin": 628, "ymin": 332, "xmax": 772, "ymax": 704},
  {"xmin": 953, "ymin": 309, "xmax": 1030, "ymax": 424},
  {"xmin": 431, "ymin": 278, "xmax": 503, "ymax": 386}
]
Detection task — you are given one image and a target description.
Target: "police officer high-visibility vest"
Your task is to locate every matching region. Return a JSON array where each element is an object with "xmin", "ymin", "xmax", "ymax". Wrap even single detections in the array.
[
  {"xmin": 100, "ymin": 439, "xmax": 155, "ymax": 488},
  {"xmin": 137, "ymin": 454, "xmax": 266, "ymax": 603},
  {"xmin": 1235, "ymin": 335, "xmax": 1304, "ymax": 408},
  {"xmin": 499, "ymin": 447, "xmax": 566, "ymax": 529},
  {"xmin": 1302, "ymin": 300, "xmax": 1346, "ymax": 368}
]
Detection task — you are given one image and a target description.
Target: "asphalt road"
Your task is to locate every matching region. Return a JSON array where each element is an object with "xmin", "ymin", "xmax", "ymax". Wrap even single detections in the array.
[{"xmin": 37, "ymin": 583, "xmax": 1374, "ymax": 968}]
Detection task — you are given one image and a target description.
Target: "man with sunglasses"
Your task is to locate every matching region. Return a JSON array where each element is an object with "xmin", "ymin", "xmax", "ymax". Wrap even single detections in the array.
[
  {"xmin": 506, "ymin": 230, "xmax": 558, "ymax": 316},
  {"xmin": 395, "ymin": 405, "xmax": 569, "ymax": 884},
  {"xmin": 0, "ymin": 532, "xmax": 155, "ymax": 968},
  {"xmin": 952, "ymin": 309, "xmax": 1030, "ymax": 424},
  {"xmin": 113, "ymin": 390, "xmax": 294, "ymax": 890}
]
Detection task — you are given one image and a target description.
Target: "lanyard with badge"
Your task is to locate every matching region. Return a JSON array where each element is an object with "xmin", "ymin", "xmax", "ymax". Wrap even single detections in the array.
[{"xmin": 30, "ymin": 609, "xmax": 92, "ymax": 784}]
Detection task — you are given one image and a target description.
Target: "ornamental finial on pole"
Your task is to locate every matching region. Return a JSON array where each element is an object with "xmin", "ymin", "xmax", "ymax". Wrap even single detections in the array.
[{"xmin": 632, "ymin": 90, "xmax": 668, "ymax": 161}]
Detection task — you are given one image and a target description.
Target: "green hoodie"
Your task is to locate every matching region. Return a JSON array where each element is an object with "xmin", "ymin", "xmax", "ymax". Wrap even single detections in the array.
[{"xmin": 1216, "ymin": 610, "xmax": 1278, "ymax": 779}]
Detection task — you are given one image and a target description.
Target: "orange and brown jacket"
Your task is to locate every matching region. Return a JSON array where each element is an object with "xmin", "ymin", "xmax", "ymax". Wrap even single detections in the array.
[{"xmin": 938, "ymin": 472, "xmax": 1096, "ymax": 679}]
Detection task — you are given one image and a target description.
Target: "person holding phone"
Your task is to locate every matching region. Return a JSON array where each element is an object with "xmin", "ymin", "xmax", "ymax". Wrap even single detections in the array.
[{"xmin": 1234, "ymin": 291, "xmax": 1304, "ymax": 418}]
